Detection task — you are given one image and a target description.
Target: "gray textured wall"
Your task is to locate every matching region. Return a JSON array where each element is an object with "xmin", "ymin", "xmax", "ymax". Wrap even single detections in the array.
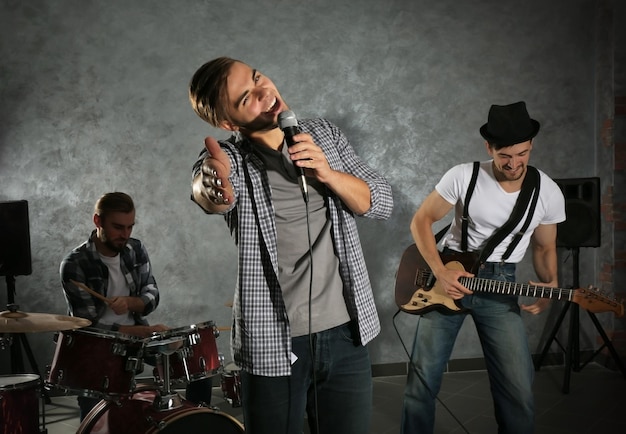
[{"xmin": 1, "ymin": 0, "xmax": 601, "ymax": 376}]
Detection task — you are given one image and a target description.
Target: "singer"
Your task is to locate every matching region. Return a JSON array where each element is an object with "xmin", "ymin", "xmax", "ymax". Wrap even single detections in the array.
[{"xmin": 188, "ymin": 57, "xmax": 393, "ymax": 434}]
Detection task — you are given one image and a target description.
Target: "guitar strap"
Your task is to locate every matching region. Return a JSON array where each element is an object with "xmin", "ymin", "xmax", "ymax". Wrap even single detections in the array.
[
  {"xmin": 460, "ymin": 161, "xmax": 480, "ymax": 252},
  {"xmin": 433, "ymin": 163, "xmax": 540, "ymax": 269},
  {"xmin": 476, "ymin": 165, "xmax": 541, "ymax": 265},
  {"xmin": 500, "ymin": 167, "xmax": 541, "ymax": 260},
  {"xmin": 435, "ymin": 162, "xmax": 479, "ymax": 247}
]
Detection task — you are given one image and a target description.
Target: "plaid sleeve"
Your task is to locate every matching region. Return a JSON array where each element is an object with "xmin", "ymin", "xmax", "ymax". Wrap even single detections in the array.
[
  {"xmin": 123, "ymin": 239, "xmax": 159, "ymax": 316},
  {"xmin": 304, "ymin": 118, "xmax": 393, "ymax": 220},
  {"xmin": 59, "ymin": 248, "xmax": 114, "ymax": 331}
]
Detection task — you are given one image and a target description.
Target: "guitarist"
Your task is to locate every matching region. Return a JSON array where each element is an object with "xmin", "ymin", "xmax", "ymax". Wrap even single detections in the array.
[{"xmin": 400, "ymin": 101, "xmax": 566, "ymax": 434}]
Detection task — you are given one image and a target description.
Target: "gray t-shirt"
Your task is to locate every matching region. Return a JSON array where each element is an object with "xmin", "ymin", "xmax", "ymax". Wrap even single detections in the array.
[{"xmin": 253, "ymin": 143, "xmax": 350, "ymax": 337}]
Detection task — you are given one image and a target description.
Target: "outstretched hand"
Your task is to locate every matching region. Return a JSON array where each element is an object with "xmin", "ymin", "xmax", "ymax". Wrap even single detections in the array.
[{"xmin": 194, "ymin": 137, "xmax": 235, "ymax": 210}]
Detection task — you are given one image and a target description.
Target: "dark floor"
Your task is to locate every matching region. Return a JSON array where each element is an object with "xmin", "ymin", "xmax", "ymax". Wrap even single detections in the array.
[{"xmin": 33, "ymin": 362, "xmax": 626, "ymax": 433}]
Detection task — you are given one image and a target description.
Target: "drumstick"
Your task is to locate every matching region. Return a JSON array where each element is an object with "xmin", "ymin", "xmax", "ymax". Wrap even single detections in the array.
[{"xmin": 70, "ymin": 279, "xmax": 111, "ymax": 304}]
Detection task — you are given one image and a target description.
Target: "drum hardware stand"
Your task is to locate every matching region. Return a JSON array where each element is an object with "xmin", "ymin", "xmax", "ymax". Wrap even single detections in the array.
[
  {"xmin": 152, "ymin": 352, "xmax": 184, "ymax": 410},
  {"xmin": 4, "ymin": 275, "xmax": 50, "ymax": 433},
  {"xmin": 534, "ymin": 247, "xmax": 626, "ymax": 393}
]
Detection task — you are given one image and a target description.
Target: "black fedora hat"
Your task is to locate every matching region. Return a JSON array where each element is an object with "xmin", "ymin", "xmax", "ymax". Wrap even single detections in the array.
[{"xmin": 479, "ymin": 101, "xmax": 540, "ymax": 146}]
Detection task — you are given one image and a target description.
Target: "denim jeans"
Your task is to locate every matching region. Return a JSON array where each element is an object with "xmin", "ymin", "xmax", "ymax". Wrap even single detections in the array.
[
  {"xmin": 240, "ymin": 322, "xmax": 373, "ymax": 434},
  {"xmin": 401, "ymin": 261, "xmax": 535, "ymax": 434}
]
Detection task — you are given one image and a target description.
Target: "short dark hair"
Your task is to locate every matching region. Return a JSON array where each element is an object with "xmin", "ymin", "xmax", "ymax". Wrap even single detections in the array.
[
  {"xmin": 94, "ymin": 192, "xmax": 134, "ymax": 220},
  {"xmin": 189, "ymin": 56, "xmax": 241, "ymax": 127}
]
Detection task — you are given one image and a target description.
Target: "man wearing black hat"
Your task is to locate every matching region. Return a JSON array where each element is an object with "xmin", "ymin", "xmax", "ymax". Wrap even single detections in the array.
[{"xmin": 400, "ymin": 101, "xmax": 566, "ymax": 433}]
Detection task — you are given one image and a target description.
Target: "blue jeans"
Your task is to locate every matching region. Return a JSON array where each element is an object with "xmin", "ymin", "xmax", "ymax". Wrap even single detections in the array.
[
  {"xmin": 240, "ymin": 322, "xmax": 373, "ymax": 434},
  {"xmin": 401, "ymin": 261, "xmax": 535, "ymax": 434}
]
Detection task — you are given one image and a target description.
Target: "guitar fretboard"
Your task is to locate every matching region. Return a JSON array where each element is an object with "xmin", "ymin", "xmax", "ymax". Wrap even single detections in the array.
[
  {"xmin": 417, "ymin": 269, "xmax": 573, "ymax": 301},
  {"xmin": 460, "ymin": 276, "xmax": 573, "ymax": 301}
]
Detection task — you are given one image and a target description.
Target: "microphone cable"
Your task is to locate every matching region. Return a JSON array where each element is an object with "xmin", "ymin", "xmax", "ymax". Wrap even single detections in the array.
[
  {"xmin": 392, "ymin": 309, "xmax": 470, "ymax": 434},
  {"xmin": 303, "ymin": 197, "xmax": 320, "ymax": 433}
]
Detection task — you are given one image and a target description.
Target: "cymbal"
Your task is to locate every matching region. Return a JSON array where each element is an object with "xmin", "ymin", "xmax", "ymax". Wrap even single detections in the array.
[{"xmin": 0, "ymin": 309, "xmax": 91, "ymax": 333}]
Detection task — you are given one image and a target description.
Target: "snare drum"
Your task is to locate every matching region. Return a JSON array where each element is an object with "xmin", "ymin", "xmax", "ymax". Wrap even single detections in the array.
[
  {"xmin": 151, "ymin": 322, "xmax": 220, "ymax": 384},
  {"xmin": 77, "ymin": 388, "xmax": 244, "ymax": 434},
  {"xmin": 47, "ymin": 328, "xmax": 145, "ymax": 398},
  {"xmin": 0, "ymin": 374, "xmax": 40, "ymax": 434}
]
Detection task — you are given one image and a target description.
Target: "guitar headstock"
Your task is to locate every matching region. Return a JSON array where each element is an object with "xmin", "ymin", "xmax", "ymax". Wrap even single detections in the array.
[{"xmin": 572, "ymin": 286, "xmax": 624, "ymax": 317}]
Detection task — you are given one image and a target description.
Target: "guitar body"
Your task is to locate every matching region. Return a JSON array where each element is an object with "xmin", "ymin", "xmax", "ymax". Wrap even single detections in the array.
[
  {"xmin": 394, "ymin": 244, "xmax": 479, "ymax": 315},
  {"xmin": 395, "ymin": 244, "xmax": 624, "ymax": 317}
]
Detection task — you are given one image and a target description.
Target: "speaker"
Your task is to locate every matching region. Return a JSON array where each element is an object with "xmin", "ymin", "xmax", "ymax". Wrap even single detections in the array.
[
  {"xmin": 554, "ymin": 177, "xmax": 601, "ymax": 248},
  {"xmin": 0, "ymin": 200, "xmax": 33, "ymax": 276}
]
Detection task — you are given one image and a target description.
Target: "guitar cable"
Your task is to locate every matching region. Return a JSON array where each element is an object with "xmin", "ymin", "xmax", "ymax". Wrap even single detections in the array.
[{"xmin": 392, "ymin": 309, "xmax": 471, "ymax": 434}]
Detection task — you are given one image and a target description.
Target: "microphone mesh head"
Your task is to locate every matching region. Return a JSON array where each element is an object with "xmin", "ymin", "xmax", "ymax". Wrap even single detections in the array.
[{"xmin": 278, "ymin": 110, "xmax": 298, "ymax": 129}]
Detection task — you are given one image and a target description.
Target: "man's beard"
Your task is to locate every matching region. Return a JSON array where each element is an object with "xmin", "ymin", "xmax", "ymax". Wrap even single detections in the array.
[
  {"xmin": 494, "ymin": 163, "xmax": 526, "ymax": 182},
  {"xmin": 237, "ymin": 116, "xmax": 278, "ymax": 133},
  {"xmin": 101, "ymin": 232, "xmax": 127, "ymax": 253}
]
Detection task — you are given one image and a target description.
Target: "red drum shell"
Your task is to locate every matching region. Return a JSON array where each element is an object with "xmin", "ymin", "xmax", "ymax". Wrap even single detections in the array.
[
  {"xmin": 77, "ymin": 388, "xmax": 244, "ymax": 434},
  {"xmin": 46, "ymin": 328, "xmax": 145, "ymax": 397},
  {"xmin": 151, "ymin": 322, "xmax": 220, "ymax": 383},
  {"xmin": 0, "ymin": 374, "xmax": 40, "ymax": 434}
]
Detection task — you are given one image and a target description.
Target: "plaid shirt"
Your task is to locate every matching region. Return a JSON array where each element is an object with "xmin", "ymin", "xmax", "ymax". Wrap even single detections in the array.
[
  {"xmin": 192, "ymin": 118, "xmax": 393, "ymax": 376},
  {"xmin": 59, "ymin": 230, "xmax": 160, "ymax": 331}
]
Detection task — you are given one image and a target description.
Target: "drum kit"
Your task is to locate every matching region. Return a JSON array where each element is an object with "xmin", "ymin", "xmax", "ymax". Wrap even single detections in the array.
[
  {"xmin": 1, "ymin": 304, "xmax": 89, "ymax": 434},
  {"xmin": 1, "ymin": 305, "xmax": 244, "ymax": 434}
]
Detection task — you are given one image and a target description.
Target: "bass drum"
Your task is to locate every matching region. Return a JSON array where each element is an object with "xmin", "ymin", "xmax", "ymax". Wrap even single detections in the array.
[{"xmin": 77, "ymin": 389, "xmax": 244, "ymax": 434}]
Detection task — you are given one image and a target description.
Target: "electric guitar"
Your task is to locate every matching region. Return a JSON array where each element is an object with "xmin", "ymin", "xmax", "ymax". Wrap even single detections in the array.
[{"xmin": 394, "ymin": 244, "xmax": 624, "ymax": 317}]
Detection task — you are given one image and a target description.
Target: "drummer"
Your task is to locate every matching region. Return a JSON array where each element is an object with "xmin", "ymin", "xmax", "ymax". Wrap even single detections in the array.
[{"xmin": 59, "ymin": 192, "xmax": 213, "ymax": 420}]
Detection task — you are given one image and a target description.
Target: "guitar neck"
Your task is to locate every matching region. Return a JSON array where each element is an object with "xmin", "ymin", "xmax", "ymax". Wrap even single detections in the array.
[{"xmin": 459, "ymin": 276, "xmax": 573, "ymax": 301}]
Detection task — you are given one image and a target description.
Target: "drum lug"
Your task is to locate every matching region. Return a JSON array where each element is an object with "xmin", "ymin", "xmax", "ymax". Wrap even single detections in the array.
[
  {"xmin": 178, "ymin": 346, "xmax": 193, "ymax": 359},
  {"xmin": 187, "ymin": 331, "xmax": 201, "ymax": 346},
  {"xmin": 102, "ymin": 376, "xmax": 109, "ymax": 391},
  {"xmin": 126, "ymin": 357, "xmax": 143, "ymax": 372},
  {"xmin": 111, "ymin": 342, "xmax": 128, "ymax": 357}
]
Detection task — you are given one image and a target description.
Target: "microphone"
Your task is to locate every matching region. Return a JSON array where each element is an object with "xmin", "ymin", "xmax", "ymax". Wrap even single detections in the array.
[{"xmin": 278, "ymin": 110, "xmax": 309, "ymax": 202}]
